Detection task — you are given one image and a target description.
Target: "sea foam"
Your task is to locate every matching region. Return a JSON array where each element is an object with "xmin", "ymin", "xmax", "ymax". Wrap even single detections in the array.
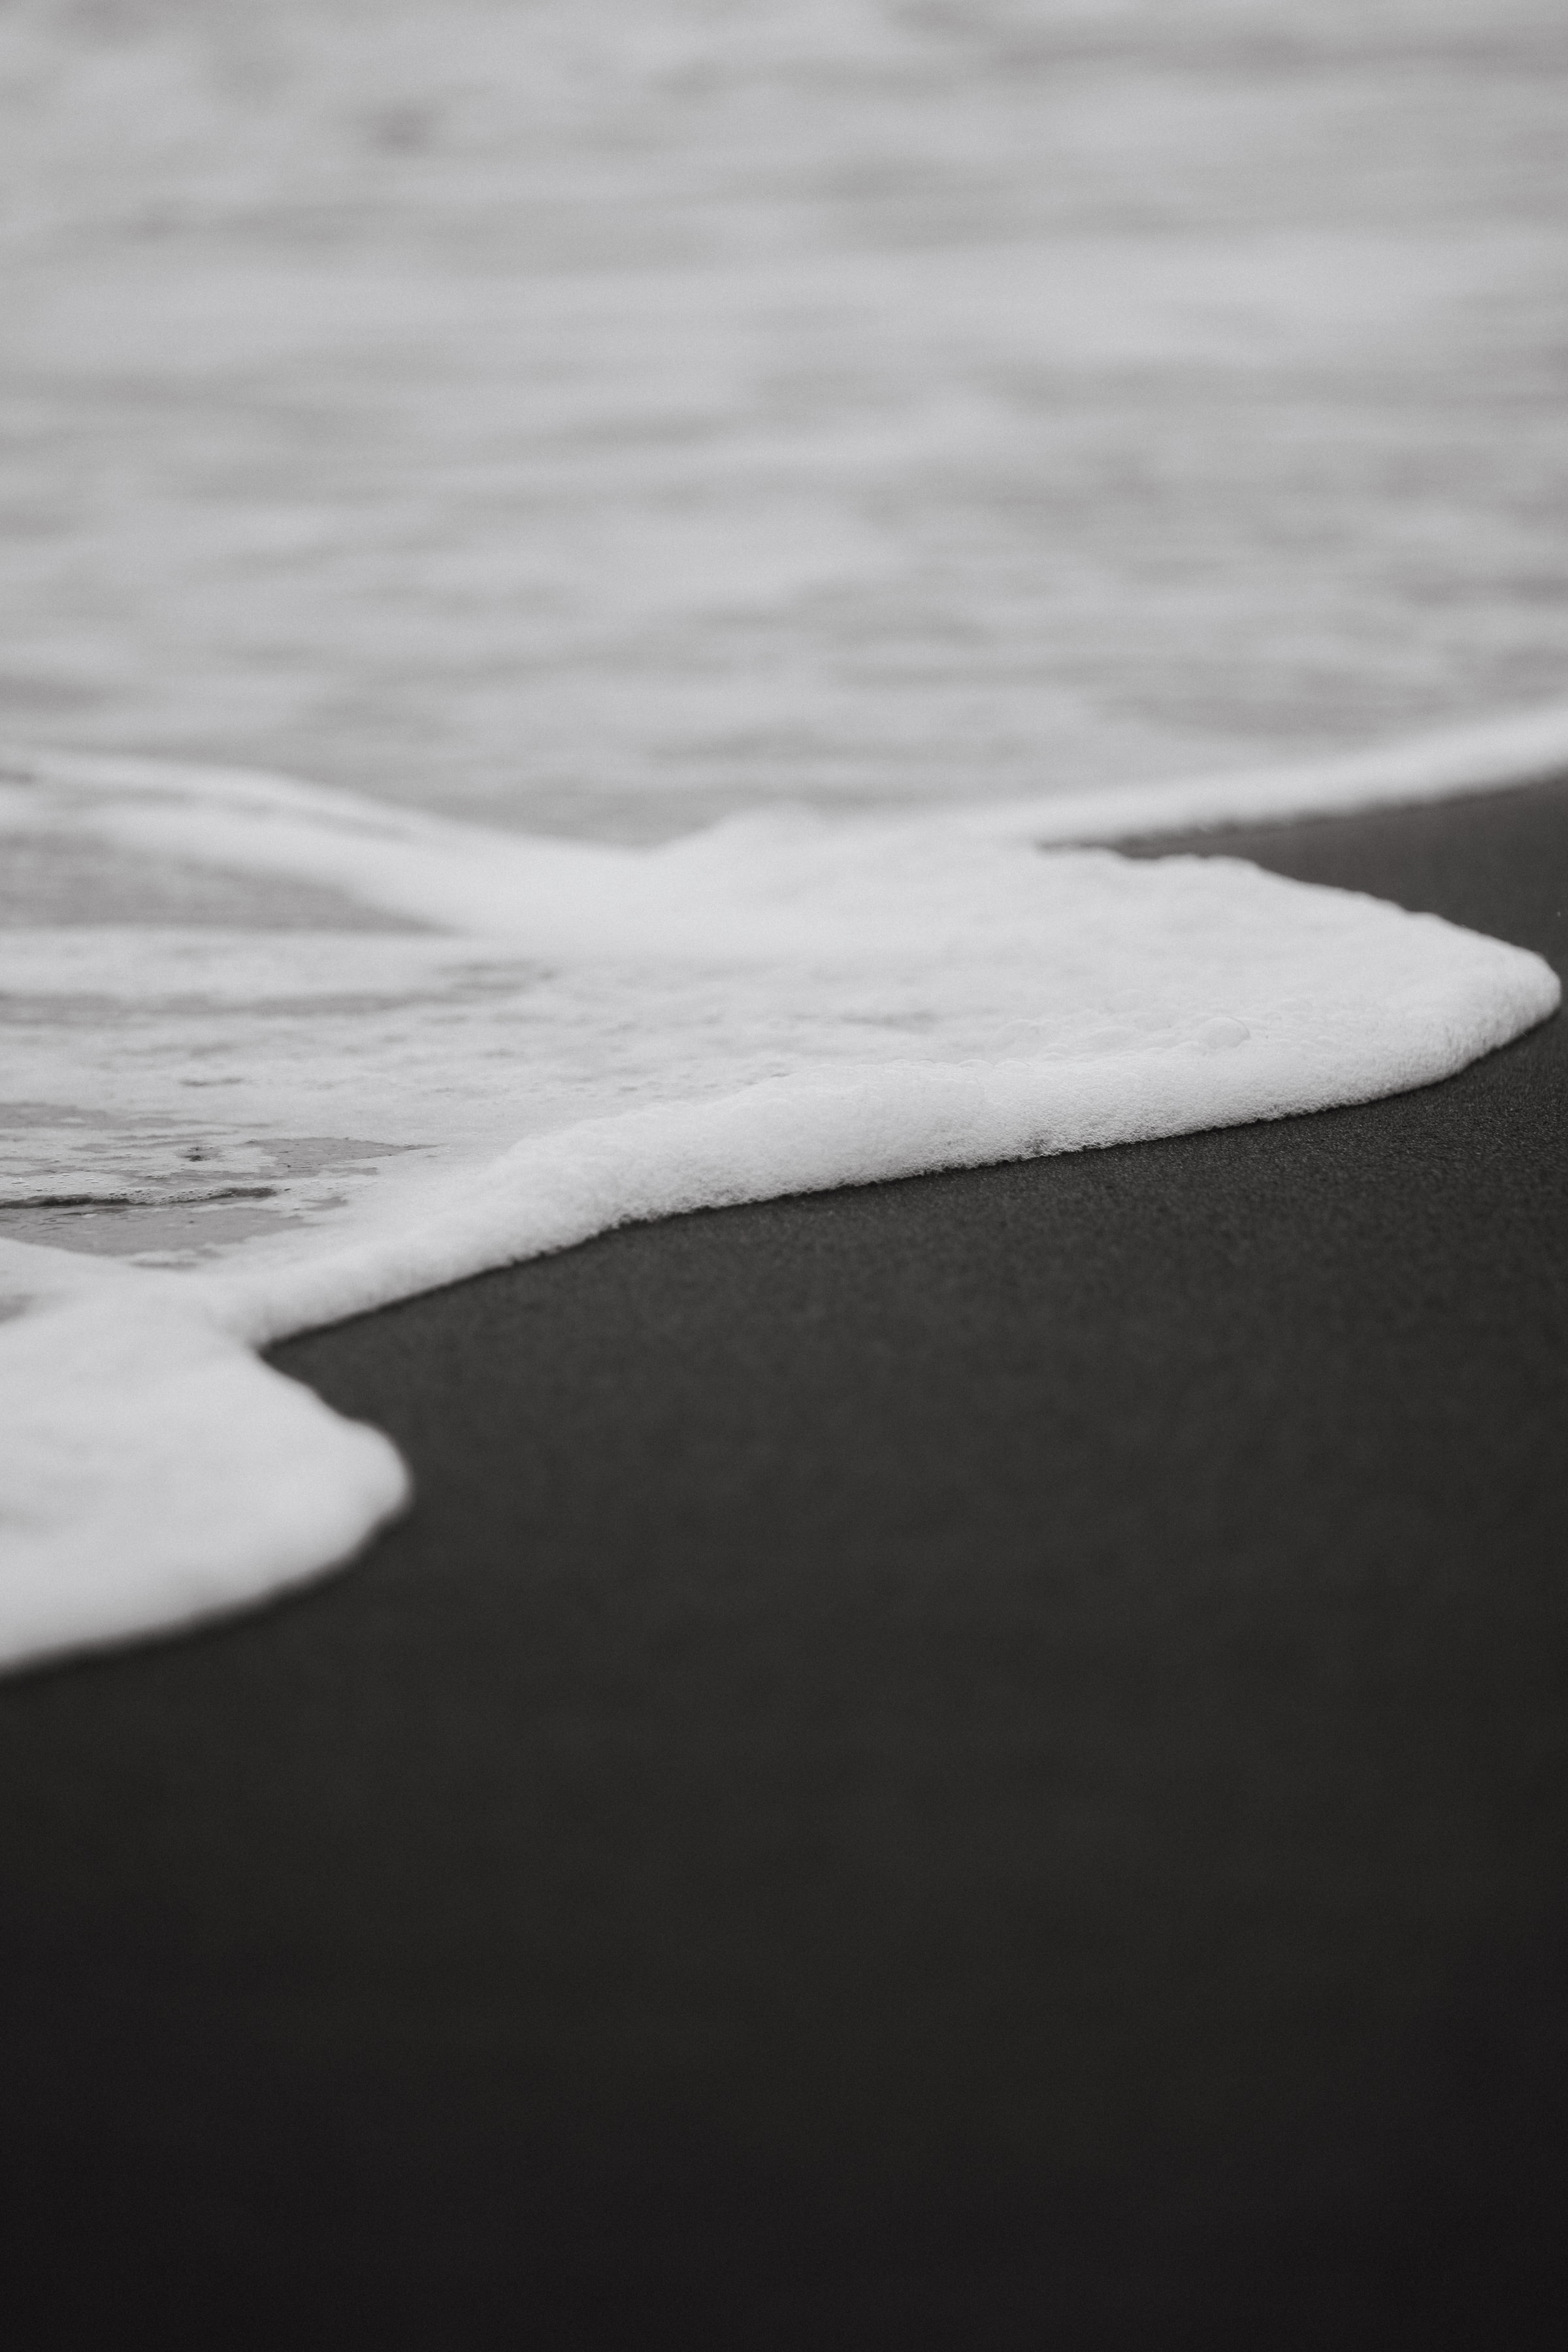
[{"xmin": 0, "ymin": 713, "xmax": 1561, "ymax": 1672}]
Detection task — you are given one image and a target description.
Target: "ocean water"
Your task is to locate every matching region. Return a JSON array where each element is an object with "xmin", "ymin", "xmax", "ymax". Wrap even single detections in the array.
[
  {"xmin": 2, "ymin": 1, "xmax": 1566, "ymax": 1667},
  {"xmin": 4, "ymin": 0, "xmax": 1568, "ymax": 830}
]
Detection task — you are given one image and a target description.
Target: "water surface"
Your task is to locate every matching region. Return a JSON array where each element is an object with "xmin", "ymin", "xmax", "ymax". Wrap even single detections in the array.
[{"xmin": 3, "ymin": 0, "xmax": 1565, "ymax": 838}]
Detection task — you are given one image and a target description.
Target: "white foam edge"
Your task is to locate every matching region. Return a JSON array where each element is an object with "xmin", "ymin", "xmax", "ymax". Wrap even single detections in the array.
[
  {"xmin": 0, "ymin": 1260, "xmax": 408, "ymax": 1669},
  {"xmin": 0, "ymin": 943, "xmax": 1557, "ymax": 1672},
  {"xmin": 1, "ymin": 702, "xmax": 1563, "ymax": 1672}
]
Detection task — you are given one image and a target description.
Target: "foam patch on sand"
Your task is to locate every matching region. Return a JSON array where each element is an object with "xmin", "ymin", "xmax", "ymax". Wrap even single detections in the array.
[{"xmin": 0, "ymin": 713, "xmax": 1561, "ymax": 1671}]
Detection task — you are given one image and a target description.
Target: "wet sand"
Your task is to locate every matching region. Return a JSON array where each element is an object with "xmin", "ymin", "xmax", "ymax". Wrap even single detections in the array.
[{"xmin": 1, "ymin": 779, "xmax": 1565, "ymax": 2347}]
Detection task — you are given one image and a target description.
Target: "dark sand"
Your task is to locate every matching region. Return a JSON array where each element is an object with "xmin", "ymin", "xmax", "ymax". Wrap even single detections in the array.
[{"xmin": 3, "ymin": 782, "xmax": 1566, "ymax": 2348}]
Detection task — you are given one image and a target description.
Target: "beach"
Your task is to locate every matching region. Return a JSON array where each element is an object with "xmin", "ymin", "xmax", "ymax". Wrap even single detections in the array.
[
  {"xmin": 4, "ymin": 3, "xmax": 1568, "ymax": 2340},
  {"xmin": 2, "ymin": 774, "xmax": 1563, "ymax": 2345}
]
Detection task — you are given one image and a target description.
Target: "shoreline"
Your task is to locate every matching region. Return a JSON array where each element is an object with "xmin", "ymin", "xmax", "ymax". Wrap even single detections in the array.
[
  {"xmin": 7, "ymin": 721, "xmax": 1562, "ymax": 1676},
  {"xmin": 1, "ymin": 776, "xmax": 1565, "ymax": 2344}
]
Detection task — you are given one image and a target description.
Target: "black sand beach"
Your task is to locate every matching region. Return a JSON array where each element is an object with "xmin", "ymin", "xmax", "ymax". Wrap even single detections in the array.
[{"xmin": 3, "ymin": 781, "xmax": 1566, "ymax": 2348}]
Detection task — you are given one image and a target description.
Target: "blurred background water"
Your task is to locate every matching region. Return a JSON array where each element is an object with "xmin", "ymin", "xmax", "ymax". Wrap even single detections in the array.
[{"xmin": 2, "ymin": 0, "xmax": 1565, "ymax": 840}]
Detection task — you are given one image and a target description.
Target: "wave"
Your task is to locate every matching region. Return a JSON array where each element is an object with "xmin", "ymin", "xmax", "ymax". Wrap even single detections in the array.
[{"xmin": 1, "ymin": 706, "xmax": 1562, "ymax": 1673}]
